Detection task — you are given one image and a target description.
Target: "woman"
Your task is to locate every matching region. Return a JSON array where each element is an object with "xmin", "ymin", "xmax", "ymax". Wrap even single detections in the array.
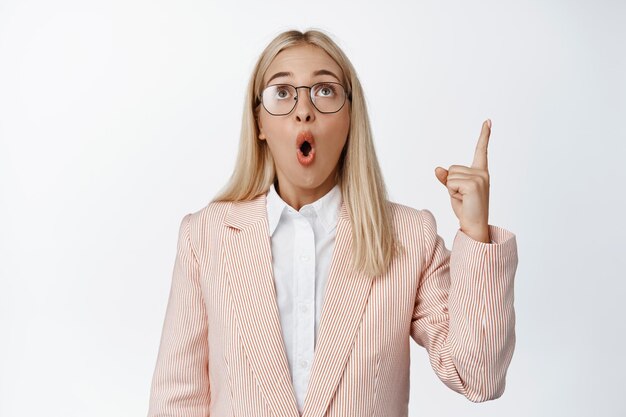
[{"xmin": 147, "ymin": 29, "xmax": 518, "ymax": 417}]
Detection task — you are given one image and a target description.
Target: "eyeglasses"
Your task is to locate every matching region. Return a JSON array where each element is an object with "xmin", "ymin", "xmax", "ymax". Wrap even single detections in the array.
[{"xmin": 259, "ymin": 82, "xmax": 350, "ymax": 116}]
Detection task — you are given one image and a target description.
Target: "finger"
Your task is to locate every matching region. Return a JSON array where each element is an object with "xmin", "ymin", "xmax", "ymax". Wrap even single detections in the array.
[
  {"xmin": 446, "ymin": 175, "xmax": 485, "ymax": 197},
  {"xmin": 471, "ymin": 119, "xmax": 491, "ymax": 170},
  {"xmin": 447, "ymin": 170, "xmax": 489, "ymax": 183},
  {"xmin": 445, "ymin": 173, "xmax": 473, "ymax": 181},
  {"xmin": 447, "ymin": 164, "xmax": 475, "ymax": 175},
  {"xmin": 434, "ymin": 166, "xmax": 448, "ymax": 185},
  {"xmin": 444, "ymin": 179, "xmax": 464, "ymax": 200}
]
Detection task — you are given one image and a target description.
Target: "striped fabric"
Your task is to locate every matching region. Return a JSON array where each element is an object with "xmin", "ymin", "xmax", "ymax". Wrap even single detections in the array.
[{"xmin": 146, "ymin": 193, "xmax": 518, "ymax": 417}]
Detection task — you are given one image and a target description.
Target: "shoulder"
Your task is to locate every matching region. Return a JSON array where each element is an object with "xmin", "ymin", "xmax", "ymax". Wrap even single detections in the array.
[
  {"xmin": 171, "ymin": 201, "xmax": 230, "ymax": 229},
  {"xmin": 175, "ymin": 200, "xmax": 234, "ymax": 253},
  {"xmin": 387, "ymin": 200, "xmax": 437, "ymax": 231},
  {"xmin": 186, "ymin": 199, "xmax": 232, "ymax": 228},
  {"xmin": 386, "ymin": 200, "xmax": 440, "ymax": 250}
]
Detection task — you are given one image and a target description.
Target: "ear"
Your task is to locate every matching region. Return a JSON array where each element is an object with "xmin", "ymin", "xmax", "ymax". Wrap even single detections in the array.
[
  {"xmin": 257, "ymin": 120, "xmax": 266, "ymax": 140},
  {"xmin": 255, "ymin": 108, "xmax": 266, "ymax": 140}
]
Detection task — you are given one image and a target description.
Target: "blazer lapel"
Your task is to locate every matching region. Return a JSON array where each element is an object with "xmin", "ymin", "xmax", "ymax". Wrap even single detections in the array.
[
  {"xmin": 223, "ymin": 193, "xmax": 300, "ymax": 417},
  {"xmin": 223, "ymin": 192, "xmax": 375, "ymax": 417},
  {"xmin": 301, "ymin": 201, "xmax": 375, "ymax": 417}
]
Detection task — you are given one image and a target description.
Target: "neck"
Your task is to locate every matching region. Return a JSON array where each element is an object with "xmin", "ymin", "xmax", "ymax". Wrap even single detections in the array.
[{"xmin": 275, "ymin": 177, "xmax": 338, "ymax": 211}]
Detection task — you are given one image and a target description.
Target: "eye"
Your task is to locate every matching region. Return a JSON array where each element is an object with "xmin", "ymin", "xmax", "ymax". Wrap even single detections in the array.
[
  {"xmin": 314, "ymin": 83, "xmax": 336, "ymax": 97},
  {"xmin": 275, "ymin": 85, "xmax": 293, "ymax": 100}
]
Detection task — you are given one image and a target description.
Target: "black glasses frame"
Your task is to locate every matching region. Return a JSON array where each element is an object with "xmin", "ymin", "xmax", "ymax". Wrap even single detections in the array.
[{"xmin": 259, "ymin": 82, "xmax": 352, "ymax": 116}]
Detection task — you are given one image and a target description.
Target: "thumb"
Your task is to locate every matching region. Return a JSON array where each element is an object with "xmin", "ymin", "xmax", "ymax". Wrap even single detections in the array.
[{"xmin": 434, "ymin": 166, "xmax": 448, "ymax": 185}]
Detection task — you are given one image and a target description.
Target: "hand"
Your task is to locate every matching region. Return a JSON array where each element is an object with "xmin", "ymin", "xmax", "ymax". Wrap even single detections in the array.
[{"xmin": 435, "ymin": 119, "xmax": 491, "ymax": 243}]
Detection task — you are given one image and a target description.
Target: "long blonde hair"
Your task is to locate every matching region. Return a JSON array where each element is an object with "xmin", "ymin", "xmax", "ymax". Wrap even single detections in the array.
[{"xmin": 212, "ymin": 28, "xmax": 400, "ymax": 276}]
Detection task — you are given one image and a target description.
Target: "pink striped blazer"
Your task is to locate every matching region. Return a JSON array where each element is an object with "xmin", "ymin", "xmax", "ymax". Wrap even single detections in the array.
[{"xmin": 147, "ymin": 192, "xmax": 518, "ymax": 417}]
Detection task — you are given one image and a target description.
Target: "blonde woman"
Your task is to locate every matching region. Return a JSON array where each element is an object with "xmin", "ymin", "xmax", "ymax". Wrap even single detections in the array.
[{"xmin": 147, "ymin": 28, "xmax": 518, "ymax": 417}]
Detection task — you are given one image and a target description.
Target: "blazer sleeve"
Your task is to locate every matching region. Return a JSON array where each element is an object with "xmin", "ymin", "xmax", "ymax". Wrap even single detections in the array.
[
  {"xmin": 147, "ymin": 213, "xmax": 211, "ymax": 417},
  {"xmin": 410, "ymin": 209, "xmax": 518, "ymax": 402}
]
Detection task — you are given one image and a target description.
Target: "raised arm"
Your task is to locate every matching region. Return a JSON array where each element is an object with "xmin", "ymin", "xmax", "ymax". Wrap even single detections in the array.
[{"xmin": 410, "ymin": 208, "xmax": 518, "ymax": 402}]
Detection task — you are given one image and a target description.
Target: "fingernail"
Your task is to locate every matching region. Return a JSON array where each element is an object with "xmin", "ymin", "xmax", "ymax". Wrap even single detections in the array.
[{"xmin": 487, "ymin": 119, "xmax": 492, "ymax": 128}]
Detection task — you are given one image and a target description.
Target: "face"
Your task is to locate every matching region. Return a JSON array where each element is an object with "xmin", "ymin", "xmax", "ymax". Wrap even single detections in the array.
[{"xmin": 256, "ymin": 43, "xmax": 350, "ymax": 209}]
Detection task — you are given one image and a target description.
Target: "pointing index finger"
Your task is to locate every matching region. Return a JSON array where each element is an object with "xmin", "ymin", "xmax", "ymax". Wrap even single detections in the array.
[{"xmin": 471, "ymin": 119, "xmax": 491, "ymax": 170}]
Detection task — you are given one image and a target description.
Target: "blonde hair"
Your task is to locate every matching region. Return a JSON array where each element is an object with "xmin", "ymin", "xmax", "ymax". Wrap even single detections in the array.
[{"xmin": 212, "ymin": 28, "xmax": 400, "ymax": 276}]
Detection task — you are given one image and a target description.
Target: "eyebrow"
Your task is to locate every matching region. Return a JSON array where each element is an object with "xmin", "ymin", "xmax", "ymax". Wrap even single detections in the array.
[{"xmin": 266, "ymin": 69, "xmax": 342, "ymax": 85}]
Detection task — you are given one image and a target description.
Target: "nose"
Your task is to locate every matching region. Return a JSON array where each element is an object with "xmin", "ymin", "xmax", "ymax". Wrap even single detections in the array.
[{"xmin": 293, "ymin": 87, "xmax": 315, "ymax": 122}]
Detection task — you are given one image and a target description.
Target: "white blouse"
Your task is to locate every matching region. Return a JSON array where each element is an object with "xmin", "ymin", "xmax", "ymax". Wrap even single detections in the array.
[{"xmin": 265, "ymin": 182, "xmax": 342, "ymax": 413}]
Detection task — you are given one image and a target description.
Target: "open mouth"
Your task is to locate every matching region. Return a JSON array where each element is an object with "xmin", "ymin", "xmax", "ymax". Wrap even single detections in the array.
[
  {"xmin": 296, "ymin": 131, "xmax": 316, "ymax": 166},
  {"xmin": 300, "ymin": 140, "xmax": 312, "ymax": 156}
]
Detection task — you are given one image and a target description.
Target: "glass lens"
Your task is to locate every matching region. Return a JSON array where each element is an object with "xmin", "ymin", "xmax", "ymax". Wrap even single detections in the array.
[
  {"xmin": 262, "ymin": 85, "xmax": 297, "ymax": 115},
  {"xmin": 311, "ymin": 83, "xmax": 345, "ymax": 113},
  {"xmin": 261, "ymin": 83, "xmax": 346, "ymax": 115}
]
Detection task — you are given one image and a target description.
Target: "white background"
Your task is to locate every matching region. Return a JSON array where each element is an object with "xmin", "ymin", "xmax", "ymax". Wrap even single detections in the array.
[{"xmin": 1, "ymin": 0, "xmax": 625, "ymax": 416}]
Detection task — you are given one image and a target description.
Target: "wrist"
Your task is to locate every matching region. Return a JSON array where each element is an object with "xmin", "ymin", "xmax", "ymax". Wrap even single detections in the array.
[{"xmin": 461, "ymin": 226, "xmax": 490, "ymax": 243}]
